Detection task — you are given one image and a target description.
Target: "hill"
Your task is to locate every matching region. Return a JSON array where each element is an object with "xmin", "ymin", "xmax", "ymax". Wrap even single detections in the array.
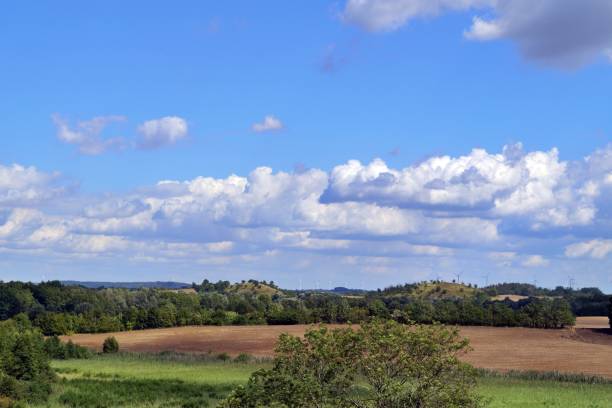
[
  {"xmin": 61, "ymin": 281, "xmax": 191, "ymax": 290},
  {"xmin": 383, "ymin": 281, "xmax": 479, "ymax": 300},
  {"xmin": 226, "ymin": 281, "xmax": 283, "ymax": 297},
  {"xmin": 412, "ymin": 282, "xmax": 478, "ymax": 299}
]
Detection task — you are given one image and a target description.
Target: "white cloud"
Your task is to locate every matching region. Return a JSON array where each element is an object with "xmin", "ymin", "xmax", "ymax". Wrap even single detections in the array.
[
  {"xmin": 343, "ymin": 0, "xmax": 612, "ymax": 68},
  {"xmin": 326, "ymin": 144, "xmax": 608, "ymax": 230},
  {"xmin": 252, "ymin": 115, "xmax": 283, "ymax": 133},
  {"xmin": 52, "ymin": 114, "xmax": 127, "ymax": 155},
  {"xmin": 137, "ymin": 116, "xmax": 188, "ymax": 149},
  {"xmin": 522, "ymin": 255, "xmax": 549, "ymax": 268},
  {"xmin": 0, "ymin": 164, "xmax": 66, "ymax": 206},
  {"xmin": 343, "ymin": 0, "xmax": 492, "ymax": 32},
  {"xmin": 464, "ymin": 16, "xmax": 503, "ymax": 41},
  {"xmin": 565, "ymin": 240, "xmax": 612, "ymax": 260},
  {"xmin": 0, "ymin": 143, "xmax": 610, "ymax": 284}
]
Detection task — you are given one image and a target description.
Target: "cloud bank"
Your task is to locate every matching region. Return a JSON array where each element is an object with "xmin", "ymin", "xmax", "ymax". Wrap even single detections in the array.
[{"xmin": 1, "ymin": 143, "xmax": 611, "ymax": 285}]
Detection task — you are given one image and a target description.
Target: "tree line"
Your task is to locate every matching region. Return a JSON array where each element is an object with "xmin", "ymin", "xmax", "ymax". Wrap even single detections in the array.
[
  {"xmin": 0, "ymin": 279, "xmax": 578, "ymax": 335},
  {"xmin": 483, "ymin": 283, "xmax": 610, "ymax": 316},
  {"xmin": 609, "ymin": 297, "xmax": 612, "ymax": 329}
]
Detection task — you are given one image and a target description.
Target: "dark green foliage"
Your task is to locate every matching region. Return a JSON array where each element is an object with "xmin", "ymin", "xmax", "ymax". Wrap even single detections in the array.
[
  {"xmin": 0, "ymin": 280, "xmax": 583, "ymax": 335},
  {"xmin": 44, "ymin": 336, "xmax": 92, "ymax": 359},
  {"xmin": 216, "ymin": 353, "xmax": 231, "ymax": 362},
  {"xmin": 477, "ymin": 368, "xmax": 612, "ymax": 385},
  {"xmin": 0, "ymin": 319, "xmax": 55, "ymax": 405},
  {"xmin": 222, "ymin": 326, "xmax": 363, "ymax": 408},
  {"xmin": 56, "ymin": 378, "xmax": 225, "ymax": 408},
  {"xmin": 608, "ymin": 297, "xmax": 612, "ymax": 329},
  {"xmin": 485, "ymin": 284, "xmax": 610, "ymax": 316},
  {"xmin": 234, "ymin": 353, "xmax": 253, "ymax": 363},
  {"xmin": 102, "ymin": 337, "xmax": 119, "ymax": 354},
  {"xmin": 221, "ymin": 321, "xmax": 482, "ymax": 408}
]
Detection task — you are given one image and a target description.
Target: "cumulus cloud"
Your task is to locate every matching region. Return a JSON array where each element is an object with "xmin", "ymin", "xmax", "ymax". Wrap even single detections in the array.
[
  {"xmin": 325, "ymin": 143, "xmax": 610, "ymax": 230},
  {"xmin": 343, "ymin": 0, "xmax": 612, "ymax": 67},
  {"xmin": 565, "ymin": 240, "xmax": 612, "ymax": 259},
  {"xmin": 0, "ymin": 164, "xmax": 67, "ymax": 206},
  {"xmin": 137, "ymin": 116, "xmax": 189, "ymax": 149},
  {"xmin": 54, "ymin": 115, "xmax": 191, "ymax": 154},
  {"xmin": 343, "ymin": 0, "xmax": 492, "ymax": 32},
  {"xmin": 52, "ymin": 114, "xmax": 127, "ymax": 155},
  {"xmin": 251, "ymin": 115, "xmax": 283, "ymax": 133},
  {"xmin": 522, "ymin": 255, "xmax": 549, "ymax": 267},
  {"xmin": 0, "ymin": 143, "xmax": 610, "ymax": 283}
]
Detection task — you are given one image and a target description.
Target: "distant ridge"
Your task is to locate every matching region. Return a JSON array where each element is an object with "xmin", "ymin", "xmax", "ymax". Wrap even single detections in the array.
[{"xmin": 61, "ymin": 281, "xmax": 191, "ymax": 289}]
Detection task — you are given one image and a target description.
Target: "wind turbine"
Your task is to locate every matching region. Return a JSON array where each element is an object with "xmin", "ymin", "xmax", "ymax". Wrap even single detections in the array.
[{"xmin": 454, "ymin": 272, "xmax": 462, "ymax": 284}]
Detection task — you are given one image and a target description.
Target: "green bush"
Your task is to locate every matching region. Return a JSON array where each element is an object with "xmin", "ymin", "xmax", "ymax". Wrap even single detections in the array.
[
  {"xmin": 216, "ymin": 352, "xmax": 231, "ymax": 362},
  {"xmin": 102, "ymin": 337, "xmax": 119, "ymax": 354},
  {"xmin": 234, "ymin": 353, "xmax": 252, "ymax": 363},
  {"xmin": 44, "ymin": 336, "xmax": 92, "ymax": 359},
  {"xmin": 221, "ymin": 320, "xmax": 482, "ymax": 407},
  {"xmin": 0, "ymin": 319, "xmax": 55, "ymax": 405}
]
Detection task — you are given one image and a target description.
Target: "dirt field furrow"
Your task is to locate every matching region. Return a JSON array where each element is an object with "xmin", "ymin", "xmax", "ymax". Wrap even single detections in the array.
[{"xmin": 63, "ymin": 317, "xmax": 612, "ymax": 378}]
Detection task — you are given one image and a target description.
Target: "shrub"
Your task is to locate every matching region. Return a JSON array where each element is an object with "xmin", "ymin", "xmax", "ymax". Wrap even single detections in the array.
[
  {"xmin": 216, "ymin": 352, "xmax": 231, "ymax": 361},
  {"xmin": 102, "ymin": 337, "xmax": 119, "ymax": 354},
  {"xmin": 234, "ymin": 353, "xmax": 252, "ymax": 363},
  {"xmin": 44, "ymin": 336, "xmax": 91, "ymax": 359},
  {"xmin": 221, "ymin": 320, "xmax": 483, "ymax": 408},
  {"xmin": 0, "ymin": 320, "xmax": 55, "ymax": 405}
]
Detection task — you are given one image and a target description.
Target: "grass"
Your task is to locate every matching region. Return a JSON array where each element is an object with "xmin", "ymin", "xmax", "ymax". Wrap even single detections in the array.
[
  {"xmin": 411, "ymin": 282, "xmax": 478, "ymax": 300},
  {"xmin": 25, "ymin": 354, "xmax": 612, "ymax": 407},
  {"xmin": 227, "ymin": 281, "xmax": 282, "ymax": 296},
  {"xmin": 480, "ymin": 378, "xmax": 612, "ymax": 408}
]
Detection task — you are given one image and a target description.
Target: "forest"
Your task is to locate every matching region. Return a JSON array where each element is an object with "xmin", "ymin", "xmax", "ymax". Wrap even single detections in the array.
[{"xmin": 0, "ymin": 279, "xmax": 591, "ymax": 335}]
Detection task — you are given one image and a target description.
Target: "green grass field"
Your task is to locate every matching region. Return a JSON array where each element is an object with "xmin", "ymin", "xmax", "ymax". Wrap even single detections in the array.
[{"xmin": 28, "ymin": 354, "xmax": 612, "ymax": 407}]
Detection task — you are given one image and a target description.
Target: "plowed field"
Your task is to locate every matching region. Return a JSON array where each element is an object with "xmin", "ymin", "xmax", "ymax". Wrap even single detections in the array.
[{"xmin": 63, "ymin": 317, "xmax": 612, "ymax": 378}]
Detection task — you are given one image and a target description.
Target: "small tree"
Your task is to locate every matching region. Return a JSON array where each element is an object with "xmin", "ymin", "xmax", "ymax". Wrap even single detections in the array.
[
  {"xmin": 357, "ymin": 320, "xmax": 481, "ymax": 407},
  {"xmin": 102, "ymin": 337, "xmax": 119, "ymax": 354},
  {"xmin": 221, "ymin": 321, "xmax": 482, "ymax": 408},
  {"xmin": 221, "ymin": 326, "xmax": 363, "ymax": 407},
  {"xmin": 0, "ymin": 320, "xmax": 55, "ymax": 404}
]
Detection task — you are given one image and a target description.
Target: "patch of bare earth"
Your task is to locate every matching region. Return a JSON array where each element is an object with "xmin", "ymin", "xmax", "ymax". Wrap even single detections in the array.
[
  {"xmin": 63, "ymin": 322, "xmax": 612, "ymax": 379},
  {"xmin": 574, "ymin": 316, "xmax": 610, "ymax": 329}
]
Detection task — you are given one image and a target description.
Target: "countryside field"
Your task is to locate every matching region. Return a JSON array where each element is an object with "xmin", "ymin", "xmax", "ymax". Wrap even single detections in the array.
[
  {"xmin": 25, "ymin": 354, "xmax": 612, "ymax": 408},
  {"xmin": 62, "ymin": 317, "xmax": 612, "ymax": 379}
]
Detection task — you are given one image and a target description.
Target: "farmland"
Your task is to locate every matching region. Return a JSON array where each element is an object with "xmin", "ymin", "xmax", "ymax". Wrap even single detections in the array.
[
  {"xmin": 62, "ymin": 317, "xmax": 612, "ymax": 379},
  {"xmin": 24, "ymin": 354, "xmax": 612, "ymax": 408}
]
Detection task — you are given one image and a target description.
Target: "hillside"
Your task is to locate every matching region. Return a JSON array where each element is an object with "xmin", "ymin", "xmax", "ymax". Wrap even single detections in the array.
[
  {"xmin": 412, "ymin": 282, "xmax": 478, "ymax": 299},
  {"xmin": 384, "ymin": 282, "xmax": 479, "ymax": 300},
  {"xmin": 62, "ymin": 281, "xmax": 191, "ymax": 290},
  {"xmin": 226, "ymin": 281, "xmax": 283, "ymax": 297}
]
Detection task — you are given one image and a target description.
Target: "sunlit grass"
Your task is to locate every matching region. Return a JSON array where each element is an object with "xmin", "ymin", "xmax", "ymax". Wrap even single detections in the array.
[{"xmin": 24, "ymin": 354, "xmax": 612, "ymax": 407}]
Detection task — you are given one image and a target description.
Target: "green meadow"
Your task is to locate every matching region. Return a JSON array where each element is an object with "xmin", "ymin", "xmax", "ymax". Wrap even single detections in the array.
[{"xmin": 27, "ymin": 354, "xmax": 612, "ymax": 408}]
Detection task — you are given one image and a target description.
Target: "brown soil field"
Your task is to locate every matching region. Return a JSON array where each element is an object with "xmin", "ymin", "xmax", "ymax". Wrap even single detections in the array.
[
  {"xmin": 63, "ymin": 321, "xmax": 612, "ymax": 379},
  {"xmin": 575, "ymin": 316, "xmax": 610, "ymax": 329}
]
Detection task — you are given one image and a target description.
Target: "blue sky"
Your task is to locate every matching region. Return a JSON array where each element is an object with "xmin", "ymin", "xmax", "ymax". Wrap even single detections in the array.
[{"xmin": 1, "ymin": 0, "xmax": 611, "ymax": 290}]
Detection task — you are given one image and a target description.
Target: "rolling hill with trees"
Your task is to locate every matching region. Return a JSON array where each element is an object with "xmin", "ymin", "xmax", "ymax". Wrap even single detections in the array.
[{"xmin": 0, "ymin": 279, "xmax": 592, "ymax": 335}]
